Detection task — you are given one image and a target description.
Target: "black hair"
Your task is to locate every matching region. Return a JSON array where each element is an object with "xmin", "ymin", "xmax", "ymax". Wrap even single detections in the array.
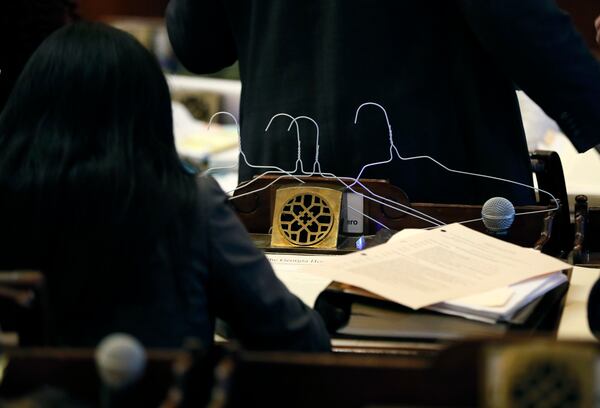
[{"xmin": 0, "ymin": 22, "xmax": 197, "ymax": 340}]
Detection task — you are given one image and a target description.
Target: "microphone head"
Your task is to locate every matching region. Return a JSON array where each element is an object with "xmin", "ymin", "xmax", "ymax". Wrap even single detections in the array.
[
  {"xmin": 481, "ymin": 197, "xmax": 515, "ymax": 233},
  {"xmin": 95, "ymin": 333, "xmax": 146, "ymax": 389}
]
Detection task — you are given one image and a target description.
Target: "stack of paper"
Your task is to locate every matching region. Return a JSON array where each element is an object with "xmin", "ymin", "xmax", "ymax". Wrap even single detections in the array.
[
  {"xmin": 337, "ymin": 302, "xmax": 508, "ymax": 339},
  {"xmin": 427, "ymin": 272, "xmax": 567, "ymax": 323},
  {"xmin": 265, "ymin": 224, "xmax": 571, "ymax": 326},
  {"xmin": 301, "ymin": 224, "xmax": 571, "ymax": 321}
]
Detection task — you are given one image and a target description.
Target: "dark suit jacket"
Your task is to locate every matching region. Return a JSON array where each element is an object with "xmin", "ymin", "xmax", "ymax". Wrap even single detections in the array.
[
  {"xmin": 167, "ymin": 0, "xmax": 600, "ymax": 206},
  {"xmin": 182, "ymin": 176, "xmax": 330, "ymax": 351},
  {"xmin": 0, "ymin": 175, "xmax": 330, "ymax": 351}
]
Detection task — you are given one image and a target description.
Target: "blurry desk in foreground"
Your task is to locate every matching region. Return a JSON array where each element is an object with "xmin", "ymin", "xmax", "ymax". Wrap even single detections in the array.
[
  {"xmin": 0, "ymin": 348, "xmax": 180, "ymax": 406},
  {"xmin": 227, "ymin": 339, "xmax": 600, "ymax": 408},
  {"xmin": 3, "ymin": 341, "xmax": 600, "ymax": 408}
]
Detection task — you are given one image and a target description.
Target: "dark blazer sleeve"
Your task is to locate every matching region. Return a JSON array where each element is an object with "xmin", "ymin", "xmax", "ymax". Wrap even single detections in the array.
[
  {"xmin": 459, "ymin": 0, "xmax": 600, "ymax": 152},
  {"xmin": 166, "ymin": 0, "xmax": 237, "ymax": 73},
  {"xmin": 198, "ymin": 175, "xmax": 331, "ymax": 351}
]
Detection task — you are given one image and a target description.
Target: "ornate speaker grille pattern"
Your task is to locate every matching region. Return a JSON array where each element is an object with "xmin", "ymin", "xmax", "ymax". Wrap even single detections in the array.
[
  {"xmin": 509, "ymin": 360, "xmax": 582, "ymax": 408},
  {"xmin": 279, "ymin": 193, "xmax": 333, "ymax": 246}
]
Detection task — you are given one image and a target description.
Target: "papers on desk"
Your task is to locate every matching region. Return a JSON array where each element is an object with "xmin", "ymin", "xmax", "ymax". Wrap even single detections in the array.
[
  {"xmin": 266, "ymin": 254, "xmax": 332, "ymax": 308},
  {"xmin": 337, "ymin": 302, "xmax": 508, "ymax": 340},
  {"xmin": 265, "ymin": 224, "xmax": 570, "ymax": 326},
  {"xmin": 428, "ymin": 272, "xmax": 567, "ymax": 323},
  {"xmin": 304, "ymin": 224, "xmax": 571, "ymax": 316}
]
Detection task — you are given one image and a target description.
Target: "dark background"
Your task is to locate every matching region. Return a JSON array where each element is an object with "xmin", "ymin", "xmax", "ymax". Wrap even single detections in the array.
[
  {"xmin": 78, "ymin": 0, "xmax": 169, "ymax": 19},
  {"xmin": 76, "ymin": 0, "xmax": 600, "ymax": 57},
  {"xmin": 556, "ymin": 0, "xmax": 600, "ymax": 58}
]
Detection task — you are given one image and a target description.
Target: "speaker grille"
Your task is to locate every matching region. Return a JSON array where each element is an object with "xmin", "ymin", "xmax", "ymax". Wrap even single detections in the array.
[
  {"xmin": 485, "ymin": 342, "xmax": 596, "ymax": 408},
  {"xmin": 509, "ymin": 360, "xmax": 582, "ymax": 407},
  {"xmin": 279, "ymin": 193, "xmax": 334, "ymax": 246}
]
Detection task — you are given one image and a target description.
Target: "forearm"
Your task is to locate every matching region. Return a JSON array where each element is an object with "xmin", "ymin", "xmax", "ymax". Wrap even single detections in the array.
[
  {"xmin": 216, "ymin": 274, "xmax": 331, "ymax": 352},
  {"xmin": 211, "ymin": 228, "xmax": 331, "ymax": 351},
  {"xmin": 166, "ymin": 0, "xmax": 237, "ymax": 73}
]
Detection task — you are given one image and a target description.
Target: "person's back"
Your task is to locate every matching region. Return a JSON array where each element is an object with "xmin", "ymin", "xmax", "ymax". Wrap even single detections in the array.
[
  {"xmin": 167, "ymin": 0, "xmax": 600, "ymax": 206},
  {"xmin": 0, "ymin": 22, "xmax": 329, "ymax": 351}
]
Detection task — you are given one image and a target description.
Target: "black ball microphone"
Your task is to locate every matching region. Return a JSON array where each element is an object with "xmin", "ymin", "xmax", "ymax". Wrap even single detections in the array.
[{"xmin": 481, "ymin": 197, "xmax": 515, "ymax": 236}]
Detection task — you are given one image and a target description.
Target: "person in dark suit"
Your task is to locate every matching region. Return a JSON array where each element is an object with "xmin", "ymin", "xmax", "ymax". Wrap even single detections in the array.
[
  {"xmin": 167, "ymin": 0, "xmax": 600, "ymax": 206},
  {"xmin": 0, "ymin": 22, "xmax": 330, "ymax": 351}
]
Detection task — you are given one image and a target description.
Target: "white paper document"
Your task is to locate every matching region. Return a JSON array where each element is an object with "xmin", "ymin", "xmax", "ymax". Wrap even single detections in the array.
[
  {"xmin": 306, "ymin": 223, "xmax": 571, "ymax": 310},
  {"xmin": 266, "ymin": 253, "xmax": 332, "ymax": 308},
  {"xmin": 557, "ymin": 266, "xmax": 600, "ymax": 341},
  {"xmin": 428, "ymin": 271, "xmax": 568, "ymax": 323}
]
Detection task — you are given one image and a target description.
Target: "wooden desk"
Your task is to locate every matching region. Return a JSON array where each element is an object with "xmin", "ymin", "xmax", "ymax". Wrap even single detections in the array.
[
  {"xmin": 3, "ymin": 339, "xmax": 599, "ymax": 408},
  {"xmin": 223, "ymin": 339, "xmax": 600, "ymax": 408}
]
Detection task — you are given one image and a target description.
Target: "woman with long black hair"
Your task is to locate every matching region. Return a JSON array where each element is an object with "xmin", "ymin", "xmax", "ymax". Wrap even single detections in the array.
[{"xmin": 0, "ymin": 22, "xmax": 330, "ymax": 350}]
